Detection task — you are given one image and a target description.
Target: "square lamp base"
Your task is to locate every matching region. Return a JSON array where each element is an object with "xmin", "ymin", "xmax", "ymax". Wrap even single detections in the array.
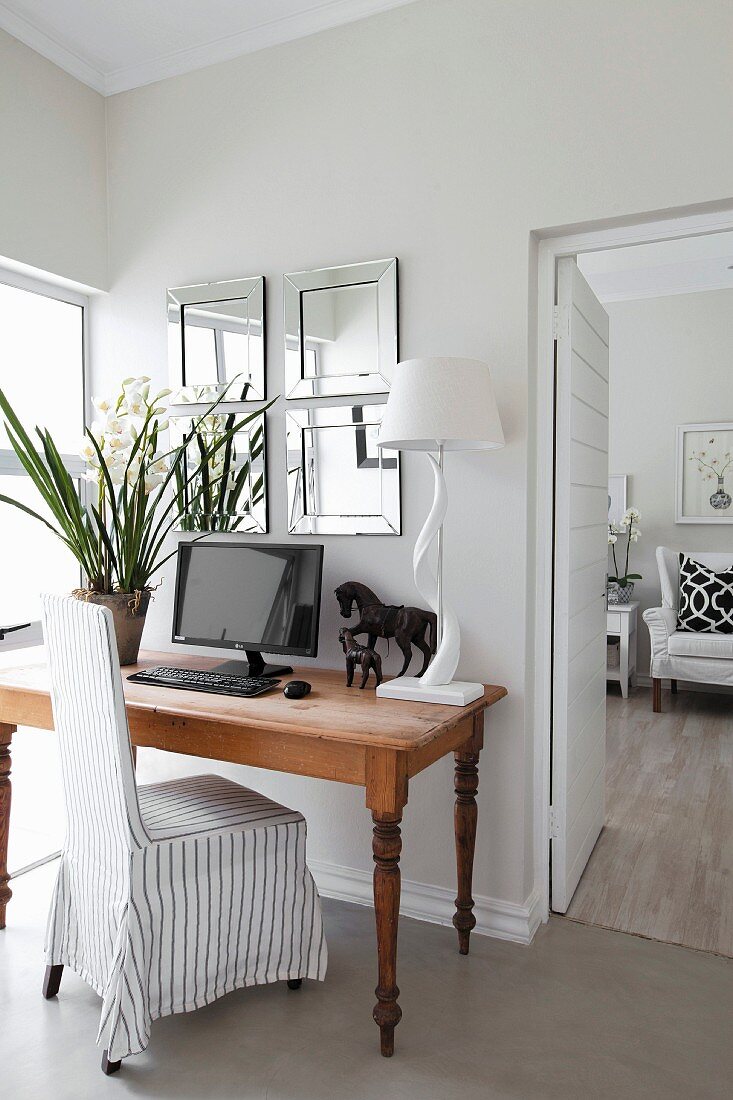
[{"xmin": 376, "ymin": 677, "xmax": 484, "ymax": 707}]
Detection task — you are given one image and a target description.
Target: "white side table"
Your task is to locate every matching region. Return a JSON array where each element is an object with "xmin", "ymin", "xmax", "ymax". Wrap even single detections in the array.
[{"xmin": 606, "ymin": 600, "xmax": 638, "ymax": 698}]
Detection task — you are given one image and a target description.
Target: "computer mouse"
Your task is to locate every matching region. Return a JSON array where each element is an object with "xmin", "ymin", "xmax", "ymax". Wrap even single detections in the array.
[{"xmin": 284, "ymin": 680, "xmax": 312, "ymax": 699}]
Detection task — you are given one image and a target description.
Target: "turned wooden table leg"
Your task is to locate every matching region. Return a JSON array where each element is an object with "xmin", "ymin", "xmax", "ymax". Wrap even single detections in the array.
[
  {"xmin": 372, "ymin": 812, "xmax": 402, "ymax": 1056},
  {"xmin": 0, "ymin": 724, "xmax": 15, "ymax": 930},
  {"xmin": 365, "ymin": 746, "xmax": 408, "ymax": 1057},
  {"xmin": 453, "ymin": 713, "xmax": 483, "ymax": 955}
]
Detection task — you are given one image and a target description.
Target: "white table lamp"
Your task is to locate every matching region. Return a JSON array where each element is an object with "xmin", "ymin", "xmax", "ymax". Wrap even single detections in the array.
[{"xmin": 376, "ymin": 357, "xmax": 504, "ymax": 705}]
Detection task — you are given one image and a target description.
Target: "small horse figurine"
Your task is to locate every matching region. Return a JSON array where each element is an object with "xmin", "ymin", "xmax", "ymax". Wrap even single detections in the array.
[
  {"xmin": 334, "ymin": 581, "xmax": 436, "ymax": 677},
  {"xmin": 339, "ymin": 628, "xmax": 383, "ymax": 689}
]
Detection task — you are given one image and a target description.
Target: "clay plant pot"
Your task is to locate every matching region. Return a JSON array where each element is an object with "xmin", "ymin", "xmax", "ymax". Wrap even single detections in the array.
[{"xmin": 73, "ymin": 589, "xmax": 151, "ymax": 665}]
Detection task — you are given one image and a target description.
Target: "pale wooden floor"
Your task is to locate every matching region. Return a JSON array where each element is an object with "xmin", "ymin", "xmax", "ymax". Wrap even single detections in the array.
[{"xmin": 566, "ymin": 684, "xmax": 733, "ymax": 958}]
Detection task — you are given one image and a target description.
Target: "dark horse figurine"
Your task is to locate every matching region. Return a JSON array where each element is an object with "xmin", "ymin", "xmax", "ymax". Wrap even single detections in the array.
[
  {"xmin": 339, "ymin": 628, "xmax": 383, "ymax": 689},
  {"xmin": 335, "ymin": 581, "xmax": 436, "ymax": 678}
]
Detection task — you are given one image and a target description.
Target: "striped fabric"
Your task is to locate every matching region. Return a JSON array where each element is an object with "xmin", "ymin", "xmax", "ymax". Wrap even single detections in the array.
[{"xmin": 41, "ymin": 595, "xmax": 327, "ymax": 1062}]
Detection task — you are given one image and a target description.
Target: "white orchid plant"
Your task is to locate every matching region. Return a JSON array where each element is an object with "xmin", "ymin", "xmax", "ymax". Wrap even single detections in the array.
[
  {"xmin": 608, "ymin": 506, "xmax": 642, "ymax": 588},
  {"xmin": 0, "ymin": 376, "xmax": 269, "ymax": 597},
  {"xmin": 689, "ymin": 441, "xmax": 732, "ymax": 482}
]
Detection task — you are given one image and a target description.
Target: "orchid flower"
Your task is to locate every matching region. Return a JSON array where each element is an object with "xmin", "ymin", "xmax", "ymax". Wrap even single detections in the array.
[{"xmin": 0, "ymin": 372, "xmax": 270, "ymax": 593}]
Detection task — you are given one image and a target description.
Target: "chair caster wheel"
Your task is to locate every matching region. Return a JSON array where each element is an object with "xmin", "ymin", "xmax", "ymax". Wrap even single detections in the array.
[
  {"xmin": 287, "ymin": 978, "xmax": 302, "ymax": 990},
  {"xmin": 101, "ymin": 1050, "xmax": 122, "ymax": 1076}
]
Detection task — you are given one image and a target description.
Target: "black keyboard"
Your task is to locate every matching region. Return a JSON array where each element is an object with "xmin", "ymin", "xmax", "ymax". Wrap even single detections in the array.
[{"xmin": 127, "ymin": 666, "xmax": 281, "ymax": 698}]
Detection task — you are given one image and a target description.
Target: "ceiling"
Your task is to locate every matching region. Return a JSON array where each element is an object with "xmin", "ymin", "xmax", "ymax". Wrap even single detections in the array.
[
  {"xmin": 578, "ymin": 231, "xmax": 733, "ymax": 303},
  {"xmin": 0, "ymin": 0, "xmax": 416, "ymax": 95}
]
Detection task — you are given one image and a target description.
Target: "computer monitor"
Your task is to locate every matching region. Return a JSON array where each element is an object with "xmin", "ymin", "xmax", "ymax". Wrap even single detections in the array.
[{"xmin": 172, "ymin": 541, "xmax": 324, "ymax": 677}]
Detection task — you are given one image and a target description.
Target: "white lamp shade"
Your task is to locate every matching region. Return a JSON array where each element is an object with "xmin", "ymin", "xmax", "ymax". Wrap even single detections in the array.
[{"xmin": 376, "ymin": 357, "xmax": 505, "ymax": 452}]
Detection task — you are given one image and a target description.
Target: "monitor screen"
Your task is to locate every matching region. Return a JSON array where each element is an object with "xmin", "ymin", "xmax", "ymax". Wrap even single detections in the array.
[{"xmin": 172, "ymin": 542, "xmax": 323, "ymax": 656}]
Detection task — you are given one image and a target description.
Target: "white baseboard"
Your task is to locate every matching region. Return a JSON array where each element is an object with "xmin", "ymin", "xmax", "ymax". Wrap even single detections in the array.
[{"xmin": 309, "ymin": 858, "xmax": 543, "ymax": 946}]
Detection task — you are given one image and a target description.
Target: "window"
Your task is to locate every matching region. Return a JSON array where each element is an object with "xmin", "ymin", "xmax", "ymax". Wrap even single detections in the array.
[{"xmin": 0, "ymin": 270, "xmax": 87, "ymax": 638}]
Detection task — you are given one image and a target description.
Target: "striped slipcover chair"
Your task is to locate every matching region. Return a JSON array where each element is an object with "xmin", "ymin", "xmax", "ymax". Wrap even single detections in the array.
[{"xmin": 40, "ymin": 595, "xmax": 326, "ymax": 1075}]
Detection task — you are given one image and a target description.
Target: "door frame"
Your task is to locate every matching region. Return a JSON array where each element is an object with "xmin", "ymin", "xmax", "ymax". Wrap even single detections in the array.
[{"xmin": 532, "ymin": 203, "xmax": 733, "ymax": 920}]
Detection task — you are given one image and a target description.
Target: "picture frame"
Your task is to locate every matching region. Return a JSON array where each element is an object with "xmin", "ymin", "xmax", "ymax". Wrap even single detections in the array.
[
  {"xmin": 676, "ymin": 422, "xmax": 733, "ymax": 524},
  {"xmin": 608, "ymin": 474, "xmax": 628, "ymax": 528}
]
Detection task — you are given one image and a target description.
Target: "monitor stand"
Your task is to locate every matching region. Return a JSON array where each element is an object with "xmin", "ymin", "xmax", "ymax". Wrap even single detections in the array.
[{"xmin": 214, "ymin": 651, "xmax": 293, "ymax": 679}]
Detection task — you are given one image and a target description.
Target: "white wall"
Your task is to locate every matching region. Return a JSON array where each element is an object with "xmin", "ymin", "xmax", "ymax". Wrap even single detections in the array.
[
  {"xmin": 607, "ymin": 289, "xmax": 733, "ymax": 674},
  {"xmin": 0, "ymin": 29, "xmax": 107, "ymax": 289},
  {"xmin": 89, "ymin": 0, "xmax": 733, "ymax": 918}
]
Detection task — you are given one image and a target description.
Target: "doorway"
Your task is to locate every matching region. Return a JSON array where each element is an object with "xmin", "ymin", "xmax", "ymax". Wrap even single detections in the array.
[{"xmin": 534, "ymin": 206, "xmax": 733, "ymax": 955}]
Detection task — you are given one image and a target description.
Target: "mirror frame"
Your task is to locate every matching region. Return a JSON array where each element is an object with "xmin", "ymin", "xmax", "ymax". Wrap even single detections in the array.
[
  {"xmin": 168, "ymin": 276, "xmax": 266, "ymax": 403},
  {"xmin": 286, "ymin": 403, "xmax": 401, "ymax": 535},
  {"xmin": 170, "ymin": 411, "xmax": 268, "ymax": 534},
  {"xmin": 283, "ymin": 258, "xmax": 398, "ymax": 399}
]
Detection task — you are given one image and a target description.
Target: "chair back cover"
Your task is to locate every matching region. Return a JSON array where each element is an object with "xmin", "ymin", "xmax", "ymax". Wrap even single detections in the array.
[
  {"xmin": 41, "ymin": 594, "xmax": 149, "ymax": 867},
  {"xmin": 656, "ymin": 546, "xmax": 733, "ymax": 610}
]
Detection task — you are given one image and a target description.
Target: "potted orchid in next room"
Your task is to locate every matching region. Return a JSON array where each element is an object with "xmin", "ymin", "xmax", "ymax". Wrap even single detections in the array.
[
  {"xmin": 607, "ymin": 507, "xmax": 642, "ymax": 605},
  {"xmin": 0, "ymin": 376, "xmax": 268, "ymax": 664}
]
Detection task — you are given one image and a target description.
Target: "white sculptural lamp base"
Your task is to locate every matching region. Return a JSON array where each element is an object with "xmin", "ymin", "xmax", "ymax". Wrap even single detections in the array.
[
  {"xmin": 376, "ymin": 676, "xmax": 484, "ymax": 706},
  {"xmin": 375, "ymin": 450, "xmax": 483, "ymax": 707}
]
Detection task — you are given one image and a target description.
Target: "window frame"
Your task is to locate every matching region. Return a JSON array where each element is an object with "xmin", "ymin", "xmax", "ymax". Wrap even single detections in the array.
[{"xmin": 0, "ymin": 266, "xmax": 90, "ymax": 650}]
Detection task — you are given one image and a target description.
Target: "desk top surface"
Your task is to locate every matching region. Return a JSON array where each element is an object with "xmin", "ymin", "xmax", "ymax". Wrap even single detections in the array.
[{"xmin": 0, "ymin": 650, "xmax": 507, "ymax": 752}]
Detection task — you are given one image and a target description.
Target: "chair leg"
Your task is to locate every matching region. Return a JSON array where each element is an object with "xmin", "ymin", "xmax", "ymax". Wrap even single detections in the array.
[
  {"xmin": 671, "ymin": 679, "xmax": 678, "ymax": 694},
  {"xmin": 101, "ymin": 1050, "xmax": 122, "ymax": 1076},
  {"xmin": 287, "ymin": 978, "xmax": 302, "ymax": 990},
  {"xmin": 42, "ymin": 964, "xmax": 64, "ymax": 1000},
  {"xmin": 652, "ymin": 677, "xmax": 662, "ymax": 713}
]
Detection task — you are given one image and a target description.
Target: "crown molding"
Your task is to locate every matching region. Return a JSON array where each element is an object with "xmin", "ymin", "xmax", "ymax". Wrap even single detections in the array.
[
  {"xmin": 0, "ymin": 0, "xmax": 417, "ymax": 97},
  {"xmin": 0, "ymin": 1, "xmax": 105, "ymax": 93}
]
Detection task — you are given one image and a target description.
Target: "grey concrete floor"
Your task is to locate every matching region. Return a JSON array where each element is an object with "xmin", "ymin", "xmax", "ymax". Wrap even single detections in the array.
[{"xmin": 1, "ymin": 862, "xmax": 731, "ymax": 1099}]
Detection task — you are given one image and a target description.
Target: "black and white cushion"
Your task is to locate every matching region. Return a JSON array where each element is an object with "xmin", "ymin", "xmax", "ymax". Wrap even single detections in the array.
[{"xmin": 677, "ymin": 554, "xmax": 733, "ymax": 634}]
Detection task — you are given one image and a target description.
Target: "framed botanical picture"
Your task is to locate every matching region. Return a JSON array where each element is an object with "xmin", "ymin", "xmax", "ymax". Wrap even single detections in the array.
[
  {"xmin": 608, "ymin": 474, "xmax": 628, "ymax": 528},
  {"xmin": 676, "ymin": 423, "xmax": 733, "ymax": 524}
]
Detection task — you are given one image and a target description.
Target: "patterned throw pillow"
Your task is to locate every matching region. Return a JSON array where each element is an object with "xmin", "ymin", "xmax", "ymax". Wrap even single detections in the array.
[{"xmin": 677, "ymin": 554, "xmax": 733, "ymax": 634}]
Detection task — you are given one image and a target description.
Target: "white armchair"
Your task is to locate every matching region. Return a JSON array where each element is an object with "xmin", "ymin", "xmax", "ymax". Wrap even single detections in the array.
[{"xmin": 643, "ymin": 546, "xmax": 733, "ymax": 712}]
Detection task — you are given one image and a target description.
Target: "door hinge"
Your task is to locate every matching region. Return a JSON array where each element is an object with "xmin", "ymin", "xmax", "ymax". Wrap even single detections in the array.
[
  {"xmin": 549, "ymin": 805, "xmax": 560, "ymax": 839},
  {"xmin": 553, "ymin": 305, "xmax": 569, "ymax": 340}
]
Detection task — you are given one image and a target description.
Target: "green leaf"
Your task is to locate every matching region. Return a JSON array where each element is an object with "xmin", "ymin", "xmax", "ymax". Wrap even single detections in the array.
[{"xmin": 0, "ymin": 493, "xmax": 66, "ymax": 541}]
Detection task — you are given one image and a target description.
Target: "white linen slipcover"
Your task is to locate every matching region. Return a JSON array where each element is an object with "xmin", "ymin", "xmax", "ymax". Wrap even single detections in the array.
[
  {"xmin": 667, "ymin": 632, "xmax": 733, "ymax": 660},
  {"xmin": 41, "ymin": 594, "xmax": 326, "ymax": 1062},
  {"xmin": 643, "ymin": 548, "xmax": 733, "ymax": 688}
]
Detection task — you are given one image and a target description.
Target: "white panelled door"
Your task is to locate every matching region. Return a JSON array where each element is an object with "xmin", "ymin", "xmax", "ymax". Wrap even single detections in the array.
[{"xmin": 551, "ymin": 258, "xmax": 610, "ymax": 913}]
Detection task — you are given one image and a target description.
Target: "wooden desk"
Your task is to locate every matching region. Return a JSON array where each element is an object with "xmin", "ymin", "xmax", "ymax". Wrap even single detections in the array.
[{"xmin": 0, "ymin": 652, "xmax": 507, "ymax": 1056}]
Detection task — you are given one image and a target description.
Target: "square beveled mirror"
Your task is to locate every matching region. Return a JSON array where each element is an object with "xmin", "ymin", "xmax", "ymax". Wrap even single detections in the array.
[
  {"xmin": 168, "ymin": 277, "xmax": 265, "ymax": 403},
  {"xmin": 286, "ymin": 404, "xmax": 400, "ymax": 535},
  {"xmin": 170, "ymin": 411, "xmax": 267, "ymax": 533},
  {"xmin": 284, "ymin": 259, "xmax": 397, "ymax": 399}
]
